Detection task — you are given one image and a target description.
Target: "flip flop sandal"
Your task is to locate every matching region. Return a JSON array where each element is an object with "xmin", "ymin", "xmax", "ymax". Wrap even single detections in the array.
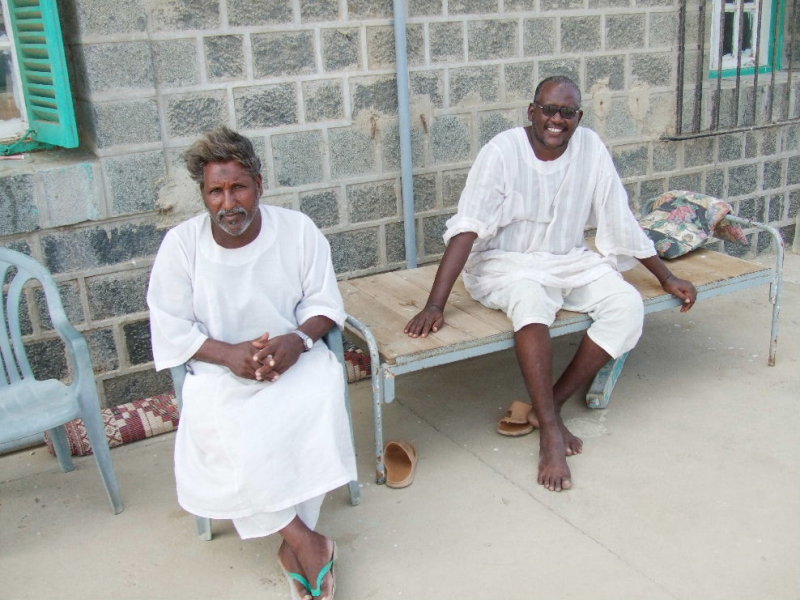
[
  {"xmin": 496, "ymin": 400, "xmax": 535, "ymax": 437},
  {"xmin": 278, "ymin": 557, "xmax": 312, "ymax": 600},
  {"xmin": 384, "ymin": 440, "xmax": 418, "ymax": 489},
  {"xmin": 282, "ymin": 542, "xmax": 336, "ymax": 599}
]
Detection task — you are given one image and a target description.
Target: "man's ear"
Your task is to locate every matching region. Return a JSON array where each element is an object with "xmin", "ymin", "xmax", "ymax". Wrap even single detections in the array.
[
  {"xmin": 527, "ymin": 103, "xmax": 536, "ymax": 121},
  {"xmin": 575, "ymin": 110, "xmax": 584, "ymax": 126}
]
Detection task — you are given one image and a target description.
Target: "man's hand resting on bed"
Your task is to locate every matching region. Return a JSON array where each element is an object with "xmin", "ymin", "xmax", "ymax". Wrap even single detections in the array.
[{"xmin": 404, "ymin": 304, "xmax": 445, "ymax": 338}]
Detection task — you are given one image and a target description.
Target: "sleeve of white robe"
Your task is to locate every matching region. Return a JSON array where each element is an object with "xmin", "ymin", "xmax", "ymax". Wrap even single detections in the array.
[
  {"xmin": 146, "ymin": 226, "xmax": 208, "ymax": 371},
  {"xmin": 295, "ymin": 213, "xmax": 347, "ymax": 329},
  {"xmin": 591, "ymin": 139, "xmax": 656, "ymax": 271},
  {"xmin": 444, "ymin": 141, "xmax": 506, "ymax": 244}
]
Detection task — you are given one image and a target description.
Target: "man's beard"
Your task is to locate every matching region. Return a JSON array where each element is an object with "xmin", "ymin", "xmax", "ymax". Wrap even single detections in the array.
[{"xmin": 212, "ymin": 206, "xmax": 256, "ymax": 236}]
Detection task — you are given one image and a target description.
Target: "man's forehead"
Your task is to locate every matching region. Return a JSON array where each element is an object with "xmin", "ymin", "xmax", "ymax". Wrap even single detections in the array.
[
  {"xmin": 204, "ymin": 160, "xmax": 248, "ymax": 176},
  {"xmin": 202, "ymin": 160, "xmax": 258, "ymax": 185},
  {"xmin": 538, "ymin": 82, "xmax": 580, "ymax": 106}
]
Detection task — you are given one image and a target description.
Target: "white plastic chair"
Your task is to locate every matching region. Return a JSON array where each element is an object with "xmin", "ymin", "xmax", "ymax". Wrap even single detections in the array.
[
  {"xmin": 170, "ymin": 325, "xmax": 360, "ymax": 540},
  {"xmin": 0, "ymin": 249, "xmax": 123, "ymax": 514}
]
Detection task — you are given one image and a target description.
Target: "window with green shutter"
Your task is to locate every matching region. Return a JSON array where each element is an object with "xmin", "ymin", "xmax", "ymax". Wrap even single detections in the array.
[{"xmin": 0, "ymin": 0, "xmax": 77, "ymax": 154}]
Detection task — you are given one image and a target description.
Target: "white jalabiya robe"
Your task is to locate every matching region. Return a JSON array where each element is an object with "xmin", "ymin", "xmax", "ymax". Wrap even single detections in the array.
[
  {"xmin": 147, "ymin": 205, "xmax": 356, "ymax": 519},
  {"xmin": 445, "ymin": 126, "xmax": 657, "ymax": 302}
]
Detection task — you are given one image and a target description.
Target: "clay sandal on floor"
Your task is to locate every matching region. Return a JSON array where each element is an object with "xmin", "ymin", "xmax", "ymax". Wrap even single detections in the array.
[
  {"xmin": 496, "ymin": 400, "xmax": 535, "ymax": 437},
  {"xmin": 384, "ymin": 440, "xmax": 418, "ymax": 488}
]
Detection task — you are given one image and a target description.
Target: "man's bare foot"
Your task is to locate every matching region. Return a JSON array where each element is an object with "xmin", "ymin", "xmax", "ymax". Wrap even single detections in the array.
[
  {"xmin": 528, "ymin": 410, "xmax": 583, "ymax": 456},
  {"xmin": 537, "ymin": 431, "xmax": 573, "ymax": 492},
  {"xmin": 278, "ymin": 541, "xmax": 312, "ymax": 600},
  {"xmin": 560, "ymin": 425, "xmax": 583, "ymax": 456}
]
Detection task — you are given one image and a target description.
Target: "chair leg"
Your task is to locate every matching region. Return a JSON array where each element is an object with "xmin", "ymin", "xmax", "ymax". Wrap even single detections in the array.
[
  {"xmin": 347, "ymin": 480, "xmax": 361, "ymax": 506},
  {"xmin": 48, "ymin": 425, "xmax": 75, "ymax": 473},
  {"xmin": 196, "ymin": 516, "xmax": 212, "ymax": 541},
  {"xmin": 82, "ymin": 409, "xmax": 124, "ymax": 514}
]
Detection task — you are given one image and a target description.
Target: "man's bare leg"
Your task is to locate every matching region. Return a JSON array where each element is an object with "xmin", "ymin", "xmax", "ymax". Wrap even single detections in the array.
[
  {"xmin": 514, "ymin": 323, "xmax": 571, "ymax": 491},
  {"xmin": 525, "ymin": 333, "xmax": 613, "ymax": 456},
  {"xmin": 278, "ymin": 516, "xmax": 335, "ymax": 599}
]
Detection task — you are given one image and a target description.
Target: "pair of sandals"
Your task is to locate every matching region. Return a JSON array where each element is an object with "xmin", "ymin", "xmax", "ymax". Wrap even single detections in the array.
[{"xmin": 279, "ymin": 543, "xmax": 336, "ymax": 600}]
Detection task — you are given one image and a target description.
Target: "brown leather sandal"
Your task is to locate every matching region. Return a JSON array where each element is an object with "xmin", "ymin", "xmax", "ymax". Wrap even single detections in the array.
[
  {"xmin": 496, "ymin": 400, "xmax": 535, "ymax": 437},
  {"xmin": 384, "ymin": 441, "xmax": 417, "ymax": 488}
]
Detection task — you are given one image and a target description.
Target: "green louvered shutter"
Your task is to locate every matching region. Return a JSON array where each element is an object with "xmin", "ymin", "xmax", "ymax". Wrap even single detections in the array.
[{"xmin": 6, "ymin": 0, "xmax": 77, "ymax": 148}]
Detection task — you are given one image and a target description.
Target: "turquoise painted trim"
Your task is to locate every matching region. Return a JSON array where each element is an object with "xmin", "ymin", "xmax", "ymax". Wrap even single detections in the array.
[
  {"xmin": 1, "ymin": 0, "xmax": 78, "ymax": 153},
  {"xmin": 709, "ymin": 64, "xmax": 773, "ymax": 79}
]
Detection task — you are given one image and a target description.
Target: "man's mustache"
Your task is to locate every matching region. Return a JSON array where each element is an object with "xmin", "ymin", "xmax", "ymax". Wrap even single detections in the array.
[{"xmin": 216, "ymin": 207, "xmax": 247, "ymax": 219}]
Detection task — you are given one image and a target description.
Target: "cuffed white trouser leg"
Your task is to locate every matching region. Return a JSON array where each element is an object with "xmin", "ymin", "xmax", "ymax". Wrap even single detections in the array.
[
  {"xmin": 232, "ymin": 493, "xmax": 326, "ymax": 540},
  {"xmin": 562, "ymin": 272, "xmax": 644, "ymax": 359}
]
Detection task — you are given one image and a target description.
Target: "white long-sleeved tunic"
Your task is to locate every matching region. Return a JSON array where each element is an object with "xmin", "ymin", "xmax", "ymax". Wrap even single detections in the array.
[
  {"xmin": 147, "ymin": 205, "xmax": 356, "ymax": 519},
  {"xmin": 445, "ymin": 127, "xmax": 656, "ymax": 300}
]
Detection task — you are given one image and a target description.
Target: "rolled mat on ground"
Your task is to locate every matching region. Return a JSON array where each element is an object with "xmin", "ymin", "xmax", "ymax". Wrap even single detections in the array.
[{"xmin": 44, "ymin": 340, "xmax": 372, "ymax": 457}]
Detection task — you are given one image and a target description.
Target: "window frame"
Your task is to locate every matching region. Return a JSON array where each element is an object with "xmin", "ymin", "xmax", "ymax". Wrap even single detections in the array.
[
  {"xmin": 708, "ymin": 0, "xmax": 780, "ymax": 78},
  {"xmin": 0, "ymin": 0, "xmax": 78, "ymax": 155},
  {"xmin": 0, "ymin": 1, "xmax": 28, "ymax": 141}
]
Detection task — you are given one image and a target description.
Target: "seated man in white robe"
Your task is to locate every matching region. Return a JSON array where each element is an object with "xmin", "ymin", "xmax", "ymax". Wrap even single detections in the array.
[
  {"xmin": 147, "ymin": 126, "xmax": 355, "ymax": 600},
  {"xmin": 404, "ymin": 76, "xmax": 697, "ymax": 493}
]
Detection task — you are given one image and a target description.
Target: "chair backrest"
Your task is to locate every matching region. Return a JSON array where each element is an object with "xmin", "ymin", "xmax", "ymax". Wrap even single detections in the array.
[{"xmin": 0, "ymin": 249, "xmax": 72, "ymax": 387}]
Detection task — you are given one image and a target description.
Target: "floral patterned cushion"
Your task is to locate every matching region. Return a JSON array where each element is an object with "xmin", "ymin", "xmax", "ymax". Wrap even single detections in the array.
[{"xmin": 639, "ymin": 190, "xmax": 749, "ymax": 259}]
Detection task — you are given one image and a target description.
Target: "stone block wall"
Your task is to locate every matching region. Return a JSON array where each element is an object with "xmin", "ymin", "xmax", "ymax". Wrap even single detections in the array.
[{"xmin": 0, "ymin": 0, "xmax": 797, "ymax": 406}]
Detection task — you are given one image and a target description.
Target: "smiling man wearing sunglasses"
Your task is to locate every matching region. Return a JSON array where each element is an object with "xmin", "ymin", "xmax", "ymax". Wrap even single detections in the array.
[{"xmin": 405, "ymin": 76, "xmax": 696, "ymax": 493}]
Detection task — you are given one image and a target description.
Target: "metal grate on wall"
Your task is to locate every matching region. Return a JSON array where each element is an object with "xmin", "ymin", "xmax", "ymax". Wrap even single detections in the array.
[{"xmin": 671, "ymin": 0, "xmax": 799, "ymax": 139}]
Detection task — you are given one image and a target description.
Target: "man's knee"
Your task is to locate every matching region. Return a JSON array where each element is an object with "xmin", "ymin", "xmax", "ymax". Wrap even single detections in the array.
[
  {"xmin": 590, "ymin": 289, "xmax": 644, "ymax": 357},
  {"xmin": 610, "ymin": 288, "xmax": 644, "ymax": 323}
]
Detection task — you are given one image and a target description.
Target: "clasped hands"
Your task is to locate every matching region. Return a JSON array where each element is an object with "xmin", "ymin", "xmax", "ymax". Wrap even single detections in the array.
[{"xmin": 226, "ymin": 332, "xmax": 305, "ymax": 382}]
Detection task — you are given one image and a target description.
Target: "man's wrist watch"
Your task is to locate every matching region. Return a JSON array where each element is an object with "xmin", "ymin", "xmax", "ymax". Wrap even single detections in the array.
[{"xmin": 293, "ymin": 329, "xmax": 313, "ymax": 352}]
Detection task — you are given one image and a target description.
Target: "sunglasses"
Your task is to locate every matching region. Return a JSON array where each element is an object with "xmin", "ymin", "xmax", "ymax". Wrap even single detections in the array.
[{"xmin": 533, "ymin": 102, "xmax": 581, "ymax": 120}]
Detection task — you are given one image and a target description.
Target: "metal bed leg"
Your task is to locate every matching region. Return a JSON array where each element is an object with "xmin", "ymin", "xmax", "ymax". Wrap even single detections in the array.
[
  {"xmin": 726, "ymin": 216, "xmax": 784, "ymax": 366},
  {"xmin": 345, "ymin": 315, "xmax": 387, "ymax": 484},
  {"xmin": 323, "ymin": 325, "xmax": 362, "ymax": 506},
  {"xmin": 585, "ymin": 351, "xmax": 630, "ymax": 409}
]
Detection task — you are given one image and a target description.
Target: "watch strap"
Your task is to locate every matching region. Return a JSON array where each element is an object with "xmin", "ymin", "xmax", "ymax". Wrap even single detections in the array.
[{"xmin": 293, "ymin": 329, "xmax": 313, "ymax": 351}]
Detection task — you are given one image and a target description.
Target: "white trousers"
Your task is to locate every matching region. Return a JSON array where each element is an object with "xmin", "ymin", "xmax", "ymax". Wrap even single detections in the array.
[
  {"xmin": 481, "ymin": 271, "xmax": 644, "ymax": 359},
  {"xmin": 232, "ymin": 493, "xmax": 326, "ymax": 540}
]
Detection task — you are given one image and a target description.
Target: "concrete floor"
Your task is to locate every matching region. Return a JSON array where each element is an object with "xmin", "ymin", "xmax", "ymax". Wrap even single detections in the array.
[{"xmin": 2, "ymin": 253, "xmax": 798, "ymax": 600}]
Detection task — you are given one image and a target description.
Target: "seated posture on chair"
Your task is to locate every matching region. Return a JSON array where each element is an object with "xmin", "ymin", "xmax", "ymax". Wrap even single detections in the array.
[
  {"xmin": 404, "ymin": 76, "xmax": 697, "ymax": 493},
  {"xmin": 147, "ymin": 126, "xmax": 354, "ymax": 599}
]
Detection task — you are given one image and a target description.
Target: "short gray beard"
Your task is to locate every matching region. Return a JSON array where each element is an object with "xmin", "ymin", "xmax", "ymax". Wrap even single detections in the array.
[{"xmin": 213, "ymin": 206, "xmax": 256, "ymax": 237}]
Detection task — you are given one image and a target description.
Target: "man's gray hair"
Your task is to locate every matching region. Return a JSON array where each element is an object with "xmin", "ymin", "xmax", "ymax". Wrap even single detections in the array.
[
  {"xmin": 184, "ymin": 126, "xmax": 262, "ymax": 187},
  {"xmin": 533, "ymin": 76, "xmax": 582, "ymax": 106}
]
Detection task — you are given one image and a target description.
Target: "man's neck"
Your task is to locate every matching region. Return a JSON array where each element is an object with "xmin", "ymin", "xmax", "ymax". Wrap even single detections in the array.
[{"xmin": 525, "ymin": 125, "xmax": 571, "ymax": 162}]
